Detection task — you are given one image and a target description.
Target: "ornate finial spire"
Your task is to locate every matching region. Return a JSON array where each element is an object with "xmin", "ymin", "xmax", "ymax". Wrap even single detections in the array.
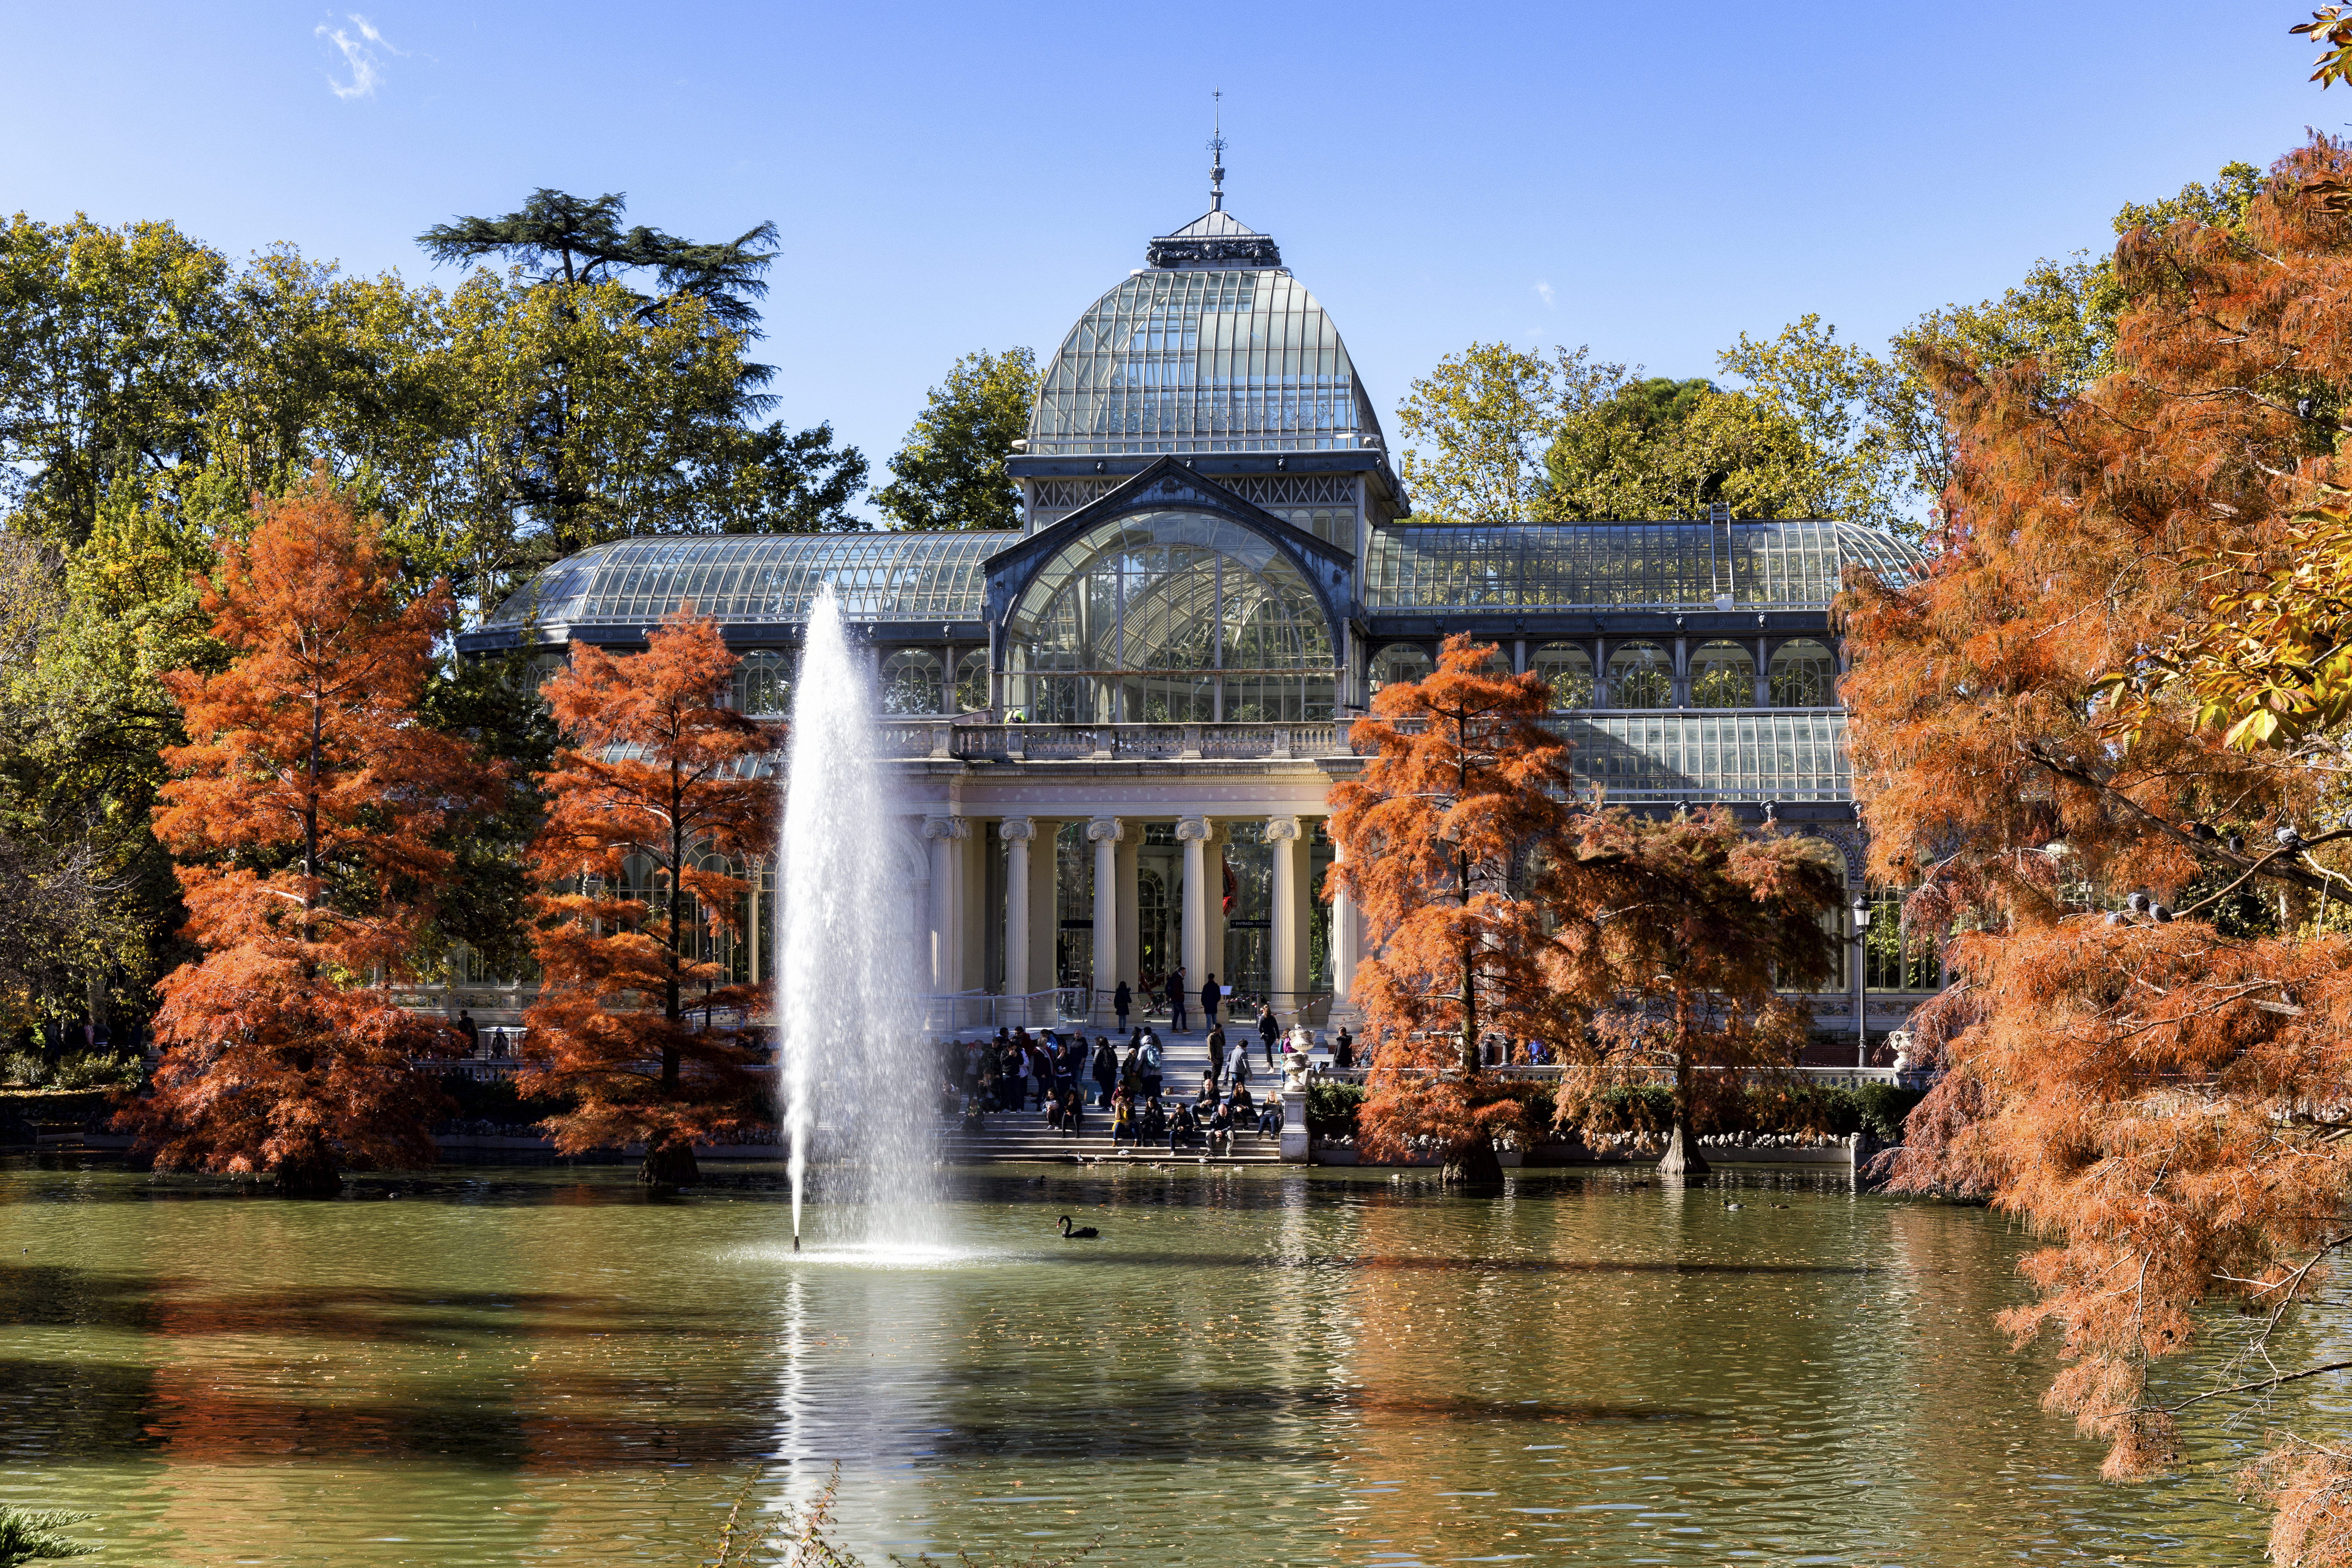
[{"xmin": 1208, "ymin": 90, "xmax": 1226, "ymax": 211}]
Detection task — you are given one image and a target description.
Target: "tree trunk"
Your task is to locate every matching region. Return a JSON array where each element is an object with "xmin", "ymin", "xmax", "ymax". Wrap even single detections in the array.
[
  {"xmin": 1442, "ymin": 1139, "xmax": 1505, "ymax": 1185},
  {"xmin": 1656, "ymin": 991, "xmax": 1707, "ymax": 1175},
  {"xmin": 640, "ymin": 1137, "xmax": 699, "ymax": 1187},
  {"xmin": 1656, "ymin": 1117, "xmax": 1709, "ymax": 1176},
  {"xmin": 273, "ymin": 1143, "xmax": 343, "ymax": 1197}
]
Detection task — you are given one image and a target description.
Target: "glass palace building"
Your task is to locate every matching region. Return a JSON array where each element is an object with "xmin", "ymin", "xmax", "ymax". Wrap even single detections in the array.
[{"xmin": 460, "ymin": 199, "xmax": 1939, "ymax": 1054}]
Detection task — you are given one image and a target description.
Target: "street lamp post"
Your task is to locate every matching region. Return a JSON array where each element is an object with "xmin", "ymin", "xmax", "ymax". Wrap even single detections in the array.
[{"xmin": 1850, "ymin": 892, "xmax": 1872, "ymax": 1068}]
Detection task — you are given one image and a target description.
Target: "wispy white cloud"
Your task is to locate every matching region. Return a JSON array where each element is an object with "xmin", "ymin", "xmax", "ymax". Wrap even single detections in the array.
[
  {"xmin": 317, "ymin": 14, "xmax": 401, "ymax": 100},
  {"xmin": 1534, "ymin": 280, "xmax": 1556, "ymax": 309}
]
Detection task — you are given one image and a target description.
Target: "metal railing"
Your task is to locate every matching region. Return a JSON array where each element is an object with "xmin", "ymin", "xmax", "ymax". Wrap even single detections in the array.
[{"xmin": 919, "ymin": 989, "xmax": 1092, "ymax": 1032}]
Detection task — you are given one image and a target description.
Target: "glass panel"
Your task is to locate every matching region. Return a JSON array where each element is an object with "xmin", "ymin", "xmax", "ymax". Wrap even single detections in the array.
[
  {"xmin": 484, "ymin": 531, "xmax": 1017, "ymax": 630},
  {"xmin": 1362, "ymin": 521, "xmax": 1926, "ymax": 610},
  {"xmin": 954, "ymin": 649, "xmax": 990, "ymax": 713},
  {"xmin": 1689, "ymin": 640, "xmax": 1756, "ymax": 709},
  {"xmin": 1770, "ymin": 639, "xmax": 1837, "ymax": 707},
  {"xmin": 1533, "ymin": 642, "xmax": 1594, "ymax": 709},
  {"xmin": 1370, "ymin": 643, "xmax": 1432, "ymax": 693},
  {"xmin": 1607, "ymin": 641, "xmax": 1673, "ymax": 710},
  {"xmin": 880, "ymin": 648, "xmax": 943, "ymax": 715},
  {"xmin": 734, "ymin": 651, "xmax": 794, "ymax": 716}
]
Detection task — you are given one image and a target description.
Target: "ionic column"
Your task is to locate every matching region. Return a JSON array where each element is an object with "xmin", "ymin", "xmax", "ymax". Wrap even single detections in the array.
[
  {"xmin": 1002, "ymin": 817, "xmax": 1035, "ymax": 1020},
  {"xmin": 1178, "ymin": 815, "xmax": 1212, "ymax": 993},
  {"xmin": 1114, "ymin": 831, "xmax": 1141, "ymax": 1004},
  {"xmin": 922, "ymin": 815, "xmax": 968, "ymax": 992},
  {"xmin": 1087, "ymin": 816, "xmax": 1123, "ymax": 1020},
  {"xmin": 1267, "ymin": 815, "xmax": 1302, "ymax": 1011},
  {"xmin": 1329, "ymin": 833, "xmax": 1360, "ymax": 1022}
]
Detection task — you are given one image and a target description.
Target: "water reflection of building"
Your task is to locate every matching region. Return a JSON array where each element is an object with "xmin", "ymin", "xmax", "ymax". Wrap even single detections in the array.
[{"xmin": 450, "ymin": 188, "xmax": 1941, "ymax": 1055}]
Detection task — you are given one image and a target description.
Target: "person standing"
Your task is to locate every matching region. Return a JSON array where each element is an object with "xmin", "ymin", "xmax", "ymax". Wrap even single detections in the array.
[
  {"xmin": 1332, "ymin": 1026, "xmax": 1354, "ymax": 1071},
  {"xmin": 1091, "ymin": 1036, "xmax": 1118, "ymax": 1107},
  {"xmin": 1140, "ymin": 1032, "xmax": 1163, "ymax": 1103},
  {"xmin": 1206, "ymin": 1022, "xmax": 1227, "ymax": 1086},
  {"xmin": 1200, "ymin": 973, "xmax": 1221, "ymax": 1030},
  {"xmin": 1113, "ymin": 979, "xmax": 1131, "ymax": 1032},
  {"xmin": 1256, "ymin": 1001, "xmax": 1278, "ymax": 1067},
  {"xmin": 1167, "ymin": 966, "xmax": 1188, "ymax": 1032}
]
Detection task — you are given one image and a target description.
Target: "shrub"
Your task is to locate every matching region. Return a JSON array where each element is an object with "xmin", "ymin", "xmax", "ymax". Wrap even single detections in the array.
[
  {"xmin": 435, "ymin": 1071, "xmax": 579, "ymax": 1127},
  {"xmin": 1, "ymin": 1053, "xmax": 46, "ymax": 1088},
  {"xmin": 1853, "ymin": 1082, "xmax": 1927, "ymax": 1142},
  {"xmin": 1305, "ymin": 1081, "xmax": 1363, "ymax": 1138},
  {"xmin": 50, "ymin": 1051, "xmax": 145, "ymax": 1091},
  {"xmin": 1586, "ymin": 1084, "xmax": 1674, "ymax": 1133}
]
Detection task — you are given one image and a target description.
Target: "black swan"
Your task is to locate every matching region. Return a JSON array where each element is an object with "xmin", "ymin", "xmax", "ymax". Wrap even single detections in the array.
[{"xmin": 1058, "ymin": 1215, "xmax": 1099, "ymax": 1239}]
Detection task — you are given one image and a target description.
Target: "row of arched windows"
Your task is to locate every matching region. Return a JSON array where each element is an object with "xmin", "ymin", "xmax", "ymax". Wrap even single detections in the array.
[{"xmin": 1369, "ymin": 638, "xmax": 1839, "ymax": 710}]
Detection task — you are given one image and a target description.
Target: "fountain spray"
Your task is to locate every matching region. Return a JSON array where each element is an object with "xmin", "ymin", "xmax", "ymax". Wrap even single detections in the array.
[{"xmin": 775, "ymin": 586, "xmax": 941, "ymax": 1253}]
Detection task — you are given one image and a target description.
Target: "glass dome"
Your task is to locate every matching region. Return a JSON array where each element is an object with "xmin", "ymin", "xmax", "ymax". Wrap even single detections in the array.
[
  {"xmin": 1362, "ymin": 520, "xmax": 1927, "ymax": 611},
  {"xmin": 480, "ymin": 532, "xmax": 1015, "ymax": 632},
  {"xmin": 1004, "ymin": 509, "xmax": 1337, "ymax": 723},
  {"xmin": 1027, "ymin": 254, "xmax": 1384, "ymax": 458}
]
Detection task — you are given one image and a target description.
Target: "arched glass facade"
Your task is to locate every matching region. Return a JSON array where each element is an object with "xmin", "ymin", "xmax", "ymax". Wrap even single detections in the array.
[
  {"xmin": 1771, "ymin": 638, "xmax": 1839, "ymax": 707},
  {"xmin": 1004, "ymin": 510, "xmax": 1336, "ymax": 723},
  {"xmin": 1534, "ymin": 642, "xmax": 1595, "ymax": 708},
  {"xmin": 1608, "ymin": 641, "xmax": 1674, "ymax": 709},
  {"xmin": 1690, "ymin": 640, "xmax": 1756, "ymax": 708}
]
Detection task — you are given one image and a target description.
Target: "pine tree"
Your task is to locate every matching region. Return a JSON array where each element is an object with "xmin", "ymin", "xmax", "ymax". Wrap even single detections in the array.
[
  {"xmin": 522, "ymin": 610, "xmax": 778, "ymax": 1185},
  {"xmin": 128, "ymin": 475, "xmax": 493, "ymax": 1195}
]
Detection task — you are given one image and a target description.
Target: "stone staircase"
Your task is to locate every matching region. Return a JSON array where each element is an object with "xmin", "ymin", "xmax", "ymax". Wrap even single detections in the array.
[{"xmin": 934, "ymin": 1113, "xmax": 1284, "ymax": 1164}]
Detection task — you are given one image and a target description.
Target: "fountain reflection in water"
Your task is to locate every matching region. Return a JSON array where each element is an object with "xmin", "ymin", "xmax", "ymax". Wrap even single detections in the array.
[{"xmin": 777, "ymin": 586, "xmax": 939, "ymax": 1253}]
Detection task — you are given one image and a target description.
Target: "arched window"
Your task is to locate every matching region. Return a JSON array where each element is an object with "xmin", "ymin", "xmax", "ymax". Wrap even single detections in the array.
[
  {"xmin": 1533, "ymin": 642, "xmax": 1595, "ymax": 708},
  {"xmin": 1607, "ymin": 641, "xmax": 1674, "ymax": 709},
  {"xmin": 954, "ymin": 649, "xmax": 990, "ymax": 713},
  {"xmin": 1478, "ymin": 646, "xmax": 1513, "ymax": 680},
  {"xmin": 1004, "ymin": 509, "xmax": 1337, "ymax": 724},
  {"xmin": 1370, "ymin": 643, "xmax": 1432, "ymax": 693},
  {"xmin": 1770, "ymin": 638, "xmax": 1838, "ymax": 707},
  {"xmin": 1690, "ymin": 640, "xmax": 1756, "ymax": 709},
  {"xmin": 734, "ymin": 651, "xmax": 793, "ymax": 717},
  {"xmin": 880, "ymin": 649, "xmax": 943, "ymax": 715}
]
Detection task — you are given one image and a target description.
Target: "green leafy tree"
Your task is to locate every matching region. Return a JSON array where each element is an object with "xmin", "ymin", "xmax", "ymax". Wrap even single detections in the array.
[
  {"xmin": 0, "ymin": 494, "xmax": 217, "ymax": 1033},
  {"xmin": 1395, "ymin": 343, "xmax": 1605, "ymax": 523},
  {"xmin": 0, "ymin": 214, "xmax": 232, "ymax": 548},
  {"xmin": 419, "ymin": 189, "xmax": 866, "ymax": 566},
  {"xmin": 1542, "ymin": 376, "xmax": 1828, "ymax": 521},
  {"xmin": 875, "ymin": 348, "xmax": 1037, "ymax": 531}
]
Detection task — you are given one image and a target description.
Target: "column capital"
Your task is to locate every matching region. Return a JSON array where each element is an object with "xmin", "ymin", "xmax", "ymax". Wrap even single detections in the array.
[
  {"xmin": 1175, "ymin": 815, "xmax": 1219, "ymax": 844},
  {"xmin": 922, "ymin": 814, "xmax": 971, "ymax": 841},
  {"xmin": 1085, "ymin": 815, "xmax": 1124, "ymax": 845},
  {"xmin": 1000, "ymin": 816, "xmax": 1037, "ymax": 843},
  {"xmin": 1264, "ymin": 814, "xmax": 1302, "ymax": 842}
]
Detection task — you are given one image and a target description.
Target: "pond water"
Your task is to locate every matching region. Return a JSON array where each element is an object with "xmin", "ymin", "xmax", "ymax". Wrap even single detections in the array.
[{"xmin": 0, "ymin": 1161, "xmax": 2295, "ymax": 1565}]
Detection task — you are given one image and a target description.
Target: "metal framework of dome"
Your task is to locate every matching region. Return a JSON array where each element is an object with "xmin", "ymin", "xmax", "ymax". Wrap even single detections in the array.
[
  {"xmin": 479, "ymin": 532, "xmax": 1014, "ymax": 634},
  {"xmin": 1362, "ymin": 520, "xmax": 1927, "ymax": 611}
]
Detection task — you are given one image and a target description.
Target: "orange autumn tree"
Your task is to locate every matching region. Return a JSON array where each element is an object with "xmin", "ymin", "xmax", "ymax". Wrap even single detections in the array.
[
  {"xmin": 1546, "ymin": 808, "xmax": 1842, "ymax": 1176},
  {"xmin": 1844, "ymin": 134, "xmax": 2352, "ymax": 1559},
  {"xmin": 523, "ymin": 608, "xmax": 778, "ymax": 1185},
  {"xmin": 1326, "ymin": 634, "xmax": 1582, "ymax": 1181},
  {"xmin": 130, "ymin": 476, "xmax": 492, "ymax": 1195}
]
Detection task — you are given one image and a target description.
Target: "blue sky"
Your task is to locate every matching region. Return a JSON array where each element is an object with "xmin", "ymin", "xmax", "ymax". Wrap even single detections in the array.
[{"xmin": 3, "ymin": 3, "xmax": 2328, "ymax": 517}]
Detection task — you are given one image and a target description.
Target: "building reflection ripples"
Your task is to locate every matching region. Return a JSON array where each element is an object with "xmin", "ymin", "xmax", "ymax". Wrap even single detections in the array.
[{"xmin": 0, "ymin": 1165, "xmax": 2291, "ymax": 1564}]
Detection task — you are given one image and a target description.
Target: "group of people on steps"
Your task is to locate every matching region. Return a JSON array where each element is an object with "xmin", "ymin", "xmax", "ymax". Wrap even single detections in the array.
[{"xmin": 939, "ymin": 977, "xmax": 1356, "ymax": 1155}]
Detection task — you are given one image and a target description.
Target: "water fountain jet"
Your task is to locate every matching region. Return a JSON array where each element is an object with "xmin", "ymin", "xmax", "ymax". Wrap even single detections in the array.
[{"xmin": 776, "ymin": 587, "xmax": 940, "ymax": 1254}]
